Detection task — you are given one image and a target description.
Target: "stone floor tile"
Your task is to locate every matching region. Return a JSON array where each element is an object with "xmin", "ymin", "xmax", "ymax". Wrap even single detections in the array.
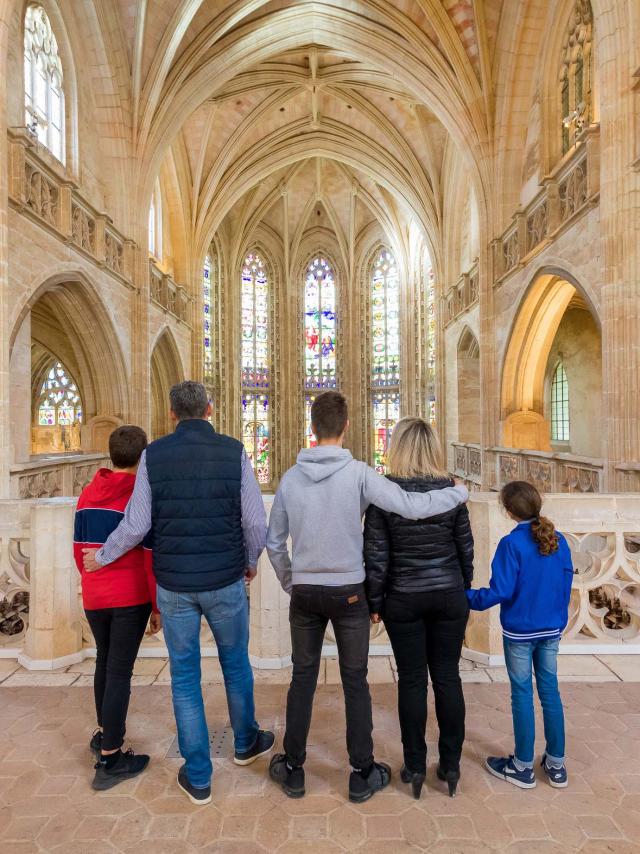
[
  {"xmin": 148, "ymin": 814, "xmax": 190, "ymax": 840},
  {"xmin": 2, "ymin": 671, "xmax": 80, "ymax": 687},
  {"xmin": 292, "ymin": 814, "xmax": 328, "ymax": 838},
  {"xmin": 460, "ymin": 670, "xmax": 492, "ymax": 682},
  {"xmin": 596, "ymin": 655, "xmax": 640, "ymax": 682},
  {"xmin": 399, "ymin": 805, "xmax": 438, "ymax": 847},
  {"xmin": 577, "ymin": 814, "xmax": 623, "ymax": 839},
  {"xmin": 221, "ymin": 814, "xmax": 258, "ymax": 839},
  {"xmin": 327, "ymin": 804, "xmax": 366, "ymax": 848},
  {"xmin": 557, "ymin": 656, "xmax": 618, "ymax": 679},
  {"xmin": 436, "ymin": 814, "xmax": 478, "ymax": 839},
  {"xmin": 506, "ymin": 814, "xmax": 550, "ymax": 840},
  {"xmin": 0, "ymin": 659, "xmax": 21, "ymax": 682}
]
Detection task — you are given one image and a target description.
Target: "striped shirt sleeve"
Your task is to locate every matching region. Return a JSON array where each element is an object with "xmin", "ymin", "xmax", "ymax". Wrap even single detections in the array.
[
  {"xmin": 241, "ymin": 449, "xmax": 267, "ymax": 567},
  {"xmin": 96, "ymin": 451, "xmax": 152, "ymax": 566}
]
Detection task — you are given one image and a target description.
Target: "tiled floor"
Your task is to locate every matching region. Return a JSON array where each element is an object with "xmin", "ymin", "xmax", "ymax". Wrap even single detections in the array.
[{"xmin": 1, "ymin": 676, "xmax": 639, "ymax": 853}]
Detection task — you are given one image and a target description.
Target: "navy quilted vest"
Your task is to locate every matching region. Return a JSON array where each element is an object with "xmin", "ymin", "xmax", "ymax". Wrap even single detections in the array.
[{"xmin": 146, "ymin": 419, "xmax": 245, "ymax": 592}]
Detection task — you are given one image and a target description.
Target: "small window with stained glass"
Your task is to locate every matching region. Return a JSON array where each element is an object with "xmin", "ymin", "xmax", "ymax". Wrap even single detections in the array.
[
  {"xmin": 551, "ymin": 362, "xmax": 569, "ymax": 442},
  {"xmin": 24, "ymin": 5, "xmax": 65, "ymax": 162},
  {"xmin": 37, "ymin": 362, "xmax": 82, "ymax": 426}
]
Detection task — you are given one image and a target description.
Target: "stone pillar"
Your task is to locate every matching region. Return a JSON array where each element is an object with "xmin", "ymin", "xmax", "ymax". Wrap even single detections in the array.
[
  {"xmin": 129, "ymin": 238, "xmax": 152, "ymax": 432},
  {"xmin": 464, "ymin": 495, "xmax": 510, "ymax": 663},
  {"xmin": 0, "ymin": 10, "xmax": 10, "ymax": 498},
  {"xmin": 248, "ymin": 495, "xmax": 291, "ymax": 667},
  {"xmin": 19, "ymin": 499, "xmax": 83, "ymax": 670},
  {"xmin": 9, "ymin": 311, "xmax": 31, "ymax": 463}
]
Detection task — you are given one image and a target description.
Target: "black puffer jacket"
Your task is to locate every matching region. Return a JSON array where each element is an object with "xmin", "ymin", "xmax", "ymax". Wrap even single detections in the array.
[{"xmin": 363, "ymin": 475, "xmax": 474, "ymax": 614}]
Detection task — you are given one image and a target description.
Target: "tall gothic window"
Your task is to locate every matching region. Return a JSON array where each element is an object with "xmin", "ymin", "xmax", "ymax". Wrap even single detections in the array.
[
  {"xmin": 370, "ymin": 249, "xmax": 400, "ymax": 472},
  {"xmin": 36, "ymin": 361, "xmax": 82, "ymax": 426},
  {"xmin": 148, "ymin": 182, "xmax": 162, "ymax": 259},
  {"xmin": 560, "ymin": 0, "xmax": 593, "ymax": 154},
  {"xmin": 24, "ymin": 5, "xmax": 65, "ymax": 162},
  {"xmin": 241, "ymin": 253, "xmax": 271, "ymax": 484},
  {"xmin": 203, "ymin": 254, "xmax": 212, "ymax": 384},
  {"xmin": 426, "ymin": 262, "xmax": 437, "ymax": 425},
  {"xmin": 551, "ymin": 362, "xmax": 570, "ymax": 442},
  {"xmin": 304, "ymin": 256, "xmax": 337, "ymax": 447}
]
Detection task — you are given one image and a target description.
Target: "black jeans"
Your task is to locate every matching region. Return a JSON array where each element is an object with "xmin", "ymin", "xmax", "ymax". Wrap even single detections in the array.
[
  {"xmin": 85, "ymin": 603, "xmax": 151, "ymax": 751},
  {"xmin": 284, "ymin": 583, "xmax": 373, "ymax": 770},
  {"xmin": 383, "ymin": 588, "xmax": 469, "ymax": 775}
]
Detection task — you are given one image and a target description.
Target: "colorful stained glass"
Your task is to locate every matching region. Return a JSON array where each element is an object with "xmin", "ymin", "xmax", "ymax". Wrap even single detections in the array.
[
  {"xmin": 241, "ymin": 253, "xmax": 270, "ymax": 482},
  {"xmin": 304, "ymin": 394, "xmax": 318, "ymax": 448},
  {"xmin": 203, "ymin": 254, "xmax": 212, "ymax": 382},
  {"xmin": 304, "ymin": 257, "xmax": 336, "ymax": 390},
  {"xmin": 37, "ymin": 362, "xmax": 82, "ymax": 426},
  {"xmin": 242, "ymin": 254, "xmax": 269, "ymax": 388},
  {"xmin": 426, "ymin": 263, "xmax": 437, "ymax": 425},
  {"xmin": 370, "ymin": 250, "xmax": 400, "ymax": 472},
  {"xmin": 371, "ymin": 250, "xmax": 400, "ymax": 387},
  {"xmin": 372, "ymin": 391, "xmax": 401, "ymax": 474},
  {"xmin": 242, "ymin": 392, "xmax": 270, "ymax": 484}
]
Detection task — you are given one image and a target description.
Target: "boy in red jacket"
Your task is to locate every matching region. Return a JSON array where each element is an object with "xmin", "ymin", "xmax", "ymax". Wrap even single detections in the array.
[{"xmin": 74, "ymin": 425, "xmax": 160, "ymax": 790}]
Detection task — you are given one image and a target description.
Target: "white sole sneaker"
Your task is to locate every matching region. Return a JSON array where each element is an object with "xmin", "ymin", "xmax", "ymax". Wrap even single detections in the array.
[
  {"xmin": 233, "ymin": 742, "xmax": 274, "ymax": 766},
  {"xmin": 177, "ymin": 771, "xmax": 212, "ymax": 805},
  {"xmin": 485, "ymin": 759, "xmax": 537, "ymax": 789}
]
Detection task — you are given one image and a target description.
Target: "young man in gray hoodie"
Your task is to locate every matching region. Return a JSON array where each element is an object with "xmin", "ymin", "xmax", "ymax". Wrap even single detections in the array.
[{"xmin": 266, "ymin": 391, "xmax": 469, "ymax": 803}]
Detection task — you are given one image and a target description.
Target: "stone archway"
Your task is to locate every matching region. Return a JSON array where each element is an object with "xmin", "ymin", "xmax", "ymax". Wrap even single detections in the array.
[
  {"xmin": 150, "ymin": 329, "xmax": 184, "ymax": 440},
  {"xmin": 457, "ymin": 326, "xmax": 480, "ymax": 445},
  {"xmin": 9, "ymin": 274, "xmax": 130, "ymax": 460},
  {"xmin": 500, "ymin": 270, "xmax": 602, "ymax": 455}
]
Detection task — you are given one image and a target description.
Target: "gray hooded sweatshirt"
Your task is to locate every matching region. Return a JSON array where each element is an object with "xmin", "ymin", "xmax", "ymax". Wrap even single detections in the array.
[{"xmin": 266, "ymin": 446, "xmax": 468, "ymax": 593}]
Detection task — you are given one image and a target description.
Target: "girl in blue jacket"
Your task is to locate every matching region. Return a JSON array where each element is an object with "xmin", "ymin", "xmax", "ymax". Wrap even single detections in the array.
[{"xmin": 467, "ymin": 481, "xmax": 574, "ymax": 789}]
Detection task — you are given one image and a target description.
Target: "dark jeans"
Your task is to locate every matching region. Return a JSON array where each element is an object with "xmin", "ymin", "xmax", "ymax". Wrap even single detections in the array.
[
  {"xmin": 284, "ymin": 583, "xmax": 373, "ymax": 770},
  {"xmin": 384, "ymin": 588, "xmax": 469, "ymax": 774},
  {"xmin": 85, "ymin": 603, "xmax": 152, "ymax": 751}
]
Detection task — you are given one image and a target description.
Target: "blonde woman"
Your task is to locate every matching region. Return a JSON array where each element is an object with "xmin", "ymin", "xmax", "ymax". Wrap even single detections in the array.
[{"xmin": 364, "ymin": 417, "xmax": 473, "ymax": 800}]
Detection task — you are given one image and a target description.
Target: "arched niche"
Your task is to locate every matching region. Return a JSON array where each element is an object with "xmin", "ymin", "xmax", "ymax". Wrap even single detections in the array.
[
  {"xmin": 500, "ymin": 270, "xmax": 602, "ymax": 455},
  {"xmin": 9, "ymin": 274, "xmax": 129, "ymax": 460},
  {"xmin": 457, "ymin": 326, "xmax": 480, "ymax": 445},
  {"xmin": 150, "ymin": 329, "xmax": 184, "ymax": 440}
]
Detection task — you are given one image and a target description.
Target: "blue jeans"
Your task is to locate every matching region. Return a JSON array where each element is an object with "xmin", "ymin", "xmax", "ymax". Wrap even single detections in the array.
[
  {"xmin": 503, "ymin": 636, "xmax": 565, "ymax": 766},
  {"xmin": 157, "ymin": 579, "xmax": 259, "ymax": 788}
]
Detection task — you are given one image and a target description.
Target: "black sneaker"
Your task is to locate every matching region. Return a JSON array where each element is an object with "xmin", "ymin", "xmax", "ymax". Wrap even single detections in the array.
[
  {"xmin": 269, "ymin": 753, "xmax": 305, "ymax": 798},
  {"xmin": 176, "ymin": 764, "xmax": 212, "ymax": 805},
  {"xmin": 89, "ymin": 729, "xmax": 103, "ymax": 759},
  {"xmin": 349, "ymin": 762, "xmax": 392, "ymax": 803},
  {"xmin": 234, "ymin": 729, "xmax": 275, "ymax": 766},
  {"xmin": 91, "ymin": 749, "xmax": 149, "ymax": 791}
]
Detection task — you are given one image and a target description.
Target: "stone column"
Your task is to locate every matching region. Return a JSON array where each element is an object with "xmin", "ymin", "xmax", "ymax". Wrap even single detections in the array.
[
  {"xmin": 464, "ymin": 495, "xmax": 510, "ymax": 663},
  {"xmin": 248, "ymin": 495, "xmax": 291, "ymax": 667},
  {"xmin": 19, "ymin": 499, "xmax": 83, "ymax": 670},
  {"xmin": 129, "ymin": 237, "xmax": 152, "ymax": 432},
  {"xmin": 9, "ymin": 311, "xmax": 31, "ymax": 463},
  {"xmin": 0, "ymin": 10, "xmax": 11, "ymax": 498}
]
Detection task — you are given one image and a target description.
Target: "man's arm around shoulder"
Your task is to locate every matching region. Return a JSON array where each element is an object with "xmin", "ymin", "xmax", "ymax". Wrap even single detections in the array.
[{"xmin": 362, "ymin": 466, "xmax": 468, "ymax": 520}]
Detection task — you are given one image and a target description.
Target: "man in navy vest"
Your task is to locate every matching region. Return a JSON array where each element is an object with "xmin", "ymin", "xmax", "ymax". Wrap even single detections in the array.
[{"xmin": 83, "ymin": 381, "xmax": 274, "ymax": 805}]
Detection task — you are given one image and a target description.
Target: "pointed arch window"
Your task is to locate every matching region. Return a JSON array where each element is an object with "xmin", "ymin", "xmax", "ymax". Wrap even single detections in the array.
[
  {"xmin": 560, "ymin": 0, "xmax": 593, "ymax": 154},
  {"xmin": 203, "ymin": 253, "xmax": 212, "ymax": 384},
  {"xmin": 426, "ymin": 262, "xmax": 437, "ymax": 425},
  {"xmin": 24, "ymin": 5, "xmax": 65, "ymax": 162},
  {"xmin": 370, "ymin": 249, "xmax": 400, "ymax": 472},
  {"xmin": 551, "ymin": 362, "xmax": 570, "ymax": 442},
  {"xmin": 241, "ymin": 253, "xmax": 271, "ymax": 484},
  {"xmin": 36, "ymin": 361, "xmax": 82, "ymax": 426},
  {"xmin": 304, "ymin": 256, "xmax": 337, "ymax": 447}
]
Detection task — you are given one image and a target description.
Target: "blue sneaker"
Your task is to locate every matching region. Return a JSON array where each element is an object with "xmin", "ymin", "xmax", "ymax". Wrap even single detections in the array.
[
  {"xmin": 485, "ymin": 755, "xmax": 536, "ymax": 789},
  {"xmin": 541, "ymin": 754, "xmax": 568, "ymax": 788}
]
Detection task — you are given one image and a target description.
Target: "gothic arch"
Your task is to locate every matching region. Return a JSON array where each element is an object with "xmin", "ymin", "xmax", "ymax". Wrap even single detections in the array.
[
  {"xmin": 500, "ymin": 266, "xmax": 601, "ymax": 451},
  {"xmin": 10, "ymin": 271, "xmax": 130, "ymax": 423},
  {"xmin": 150, "ymin": 327, "xmax": 184, "ymax": 440},
  {"xmin": 457, "ymin": 326, "xmax": 480, "ymax": 445}
]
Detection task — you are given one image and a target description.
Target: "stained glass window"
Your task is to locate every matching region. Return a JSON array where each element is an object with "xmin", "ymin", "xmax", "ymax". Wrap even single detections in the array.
[
  {"xmin": 426, "ymin": 263, "xmax": 437, "ymax": 425},
  {"xmin": 24, "ymin": 5, "xmax": 65, "ymax": 162},
  {"xmin": 304, "ymin": 257, "xmax": 337, "ymax": 446},
  {"xmin": 203, "ymin": 254, "xmax": 212, "ymax": 383},
  {"xmin": 241, "ymin": 253, "xmax": 270, "ymax": 483},
  {"xmin": 370, "ymin": 249, "xmax": 400, "ymax": 472},
  {"xmin": 551, "ymin": 363, "xmax": 569, "ymax": 442},
  {"xmin": 37, "ymin": 362, "xmax": 82, "ymax": 426}
]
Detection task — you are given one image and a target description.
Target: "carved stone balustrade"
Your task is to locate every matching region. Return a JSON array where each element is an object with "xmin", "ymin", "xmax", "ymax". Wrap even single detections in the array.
[
  {"xmin": 149, "ymin": 260, "xmax": 192, "ymax": 325},
  {"xmin": 7, "ymin": 129, "xmax": 134, "ymax": 285},
  {"xmin": 443, "ymin": 261, "xmax": 479, "ymax": 327},
  {"xmin": 493, "ymin": 125, "xmax": 599, "ymax": 285},
  {"xmin": 10, "ymin": 453, "xmax": 110, "ymax": 499}
]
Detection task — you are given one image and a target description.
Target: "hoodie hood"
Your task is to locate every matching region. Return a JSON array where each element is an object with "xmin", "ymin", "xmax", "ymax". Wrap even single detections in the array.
[
  {"xmin": 81, "ymin": 468, "xmax": 136, "ymax": 506},
  {"xmin": 295, "ymin": 446, "xmax": 354, "ymax": 482}
]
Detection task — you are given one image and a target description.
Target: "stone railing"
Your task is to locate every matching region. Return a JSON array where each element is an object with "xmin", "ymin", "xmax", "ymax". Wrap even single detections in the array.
[
  {"xmin": 467, "ymin": 493, "xmax": 640, "ymax": 660},
  {"xmin": 443, "ymin": 261, "xmax": 479, "ymax": 326},
  {"xmin": 2, "ymin": 492, "xmax": 638, "ymax": 668},
  {"xmin": 452, "ymin": 442, "xmax": 603, "ymax": 494},
  {"xmin": 149, "ymin": 260, "xmax": 191, "ymax": 325},
  {"xmin": 10, "ymin": 453, "xmax": 110, "ymax": 499},
  {"xmin": 8, "ymin": 129, "xmax": 134, "ymax": 285},
  {"xmin": 492, "ymin": 125, "xmax": 599, "ymax": 283}
]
